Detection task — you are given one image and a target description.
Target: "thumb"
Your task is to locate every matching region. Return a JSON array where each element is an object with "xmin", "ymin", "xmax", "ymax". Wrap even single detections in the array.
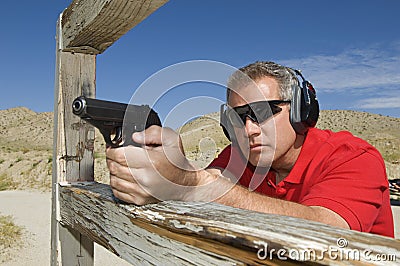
[{"xmin": 132, "ymin": 125, "xmax": 162, "ymax": 146}]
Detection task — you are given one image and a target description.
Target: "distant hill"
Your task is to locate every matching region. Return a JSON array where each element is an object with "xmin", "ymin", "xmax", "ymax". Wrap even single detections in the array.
[
  {"xmin": 0, "ymin": 107, "xmax": 399, "ymax": 191},
  {"xmin": 178, "ymin": 110, "xmax": 400, "ymax": 176}
]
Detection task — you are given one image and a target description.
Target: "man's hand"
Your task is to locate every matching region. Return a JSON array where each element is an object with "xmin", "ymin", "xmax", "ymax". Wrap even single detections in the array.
[
  {"xmin": 106, "ymin": 126, "xmax": 198, "ymax": 205},
  {"xmin": 105, "ymin": 126, "xmax": 350, "ymax": 230}
]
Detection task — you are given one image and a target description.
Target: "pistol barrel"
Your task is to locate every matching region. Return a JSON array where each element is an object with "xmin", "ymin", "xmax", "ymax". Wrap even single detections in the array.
[
  {"xmin": 72, "ymin": 96, "xmax": 161, "ymax": 147},
  {"xmin": 72, "ymin": 96, "xmax": 128, "ymax": 121}
]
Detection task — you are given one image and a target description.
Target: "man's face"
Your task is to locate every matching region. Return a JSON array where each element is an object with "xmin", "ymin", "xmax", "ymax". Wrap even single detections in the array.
[{"xmin": 228, "ymin": 76, "xmax": 297, "ymax": 168}]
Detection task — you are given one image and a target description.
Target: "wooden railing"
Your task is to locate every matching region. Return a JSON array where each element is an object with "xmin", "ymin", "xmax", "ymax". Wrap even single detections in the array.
[
  {"xmin": 51, "ymin": 1, "xmax": 400, "ymax": 265},
  {"xmin": 56, "ymin": 182, "xmax": 400, "ymax": 265}
]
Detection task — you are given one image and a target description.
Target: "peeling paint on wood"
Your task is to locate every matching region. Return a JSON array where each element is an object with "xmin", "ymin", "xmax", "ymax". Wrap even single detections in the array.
[{"xmin": 59, "ymin": 182, "xmax": 400, "ymax": 265}]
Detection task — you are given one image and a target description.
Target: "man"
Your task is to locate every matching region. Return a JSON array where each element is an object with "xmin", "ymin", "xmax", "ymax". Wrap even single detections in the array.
[{"xmin": 107, "ymin": 61, "xmax": 394, "ymax": 237}]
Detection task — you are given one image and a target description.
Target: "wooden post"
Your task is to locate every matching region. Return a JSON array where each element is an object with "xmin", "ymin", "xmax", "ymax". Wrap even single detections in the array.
[
  {"xmin": 51, "ymin": 0, "xmax": 169, "ymax": 265},
  {"xmin": 51, "ymin": 15, "xmax": 96, "ymax": 266}
]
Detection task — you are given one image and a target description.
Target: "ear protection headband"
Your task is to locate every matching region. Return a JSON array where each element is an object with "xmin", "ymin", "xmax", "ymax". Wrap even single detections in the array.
[{"xmin": 220, "ymin": 69, "xmax": 319, "ymax": 141}]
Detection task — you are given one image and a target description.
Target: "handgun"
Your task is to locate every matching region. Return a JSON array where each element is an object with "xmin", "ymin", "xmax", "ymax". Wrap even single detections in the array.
[{"xmin": 72, "ymin": 96, "xmax": 162, "ymax": 148}]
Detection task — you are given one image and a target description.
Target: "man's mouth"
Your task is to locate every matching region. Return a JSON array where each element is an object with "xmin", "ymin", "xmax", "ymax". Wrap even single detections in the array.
[{"xmin": 250, "ymin": 144, "xmax": 262, "ymax": 151}]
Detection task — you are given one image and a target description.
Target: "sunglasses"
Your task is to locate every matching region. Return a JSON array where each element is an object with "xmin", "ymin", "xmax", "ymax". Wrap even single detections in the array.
[{"xmin": 222, "ymin": 100, "xmax": 290, "ymax": 128}]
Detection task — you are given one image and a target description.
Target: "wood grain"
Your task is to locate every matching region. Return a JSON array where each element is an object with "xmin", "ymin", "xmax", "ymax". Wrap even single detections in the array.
[
  {"xmin": 59, "ymin": 182, "xmax": 400, "ymax": 265},
  {"xmin": 61, "ymin": 0, "xmax": 169, "ymax": 54}
]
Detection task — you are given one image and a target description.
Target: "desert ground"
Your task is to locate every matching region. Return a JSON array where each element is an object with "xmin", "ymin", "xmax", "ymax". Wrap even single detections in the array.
[{"xmin": 0, "ymin": 190, "xmax": 132, "ymax": 265}]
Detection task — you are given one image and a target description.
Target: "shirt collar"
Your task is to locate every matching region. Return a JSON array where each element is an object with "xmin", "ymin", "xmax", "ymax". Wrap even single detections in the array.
[{"xmin": 283, "ymin": 128, "xmax": 322, "ymax": 184}]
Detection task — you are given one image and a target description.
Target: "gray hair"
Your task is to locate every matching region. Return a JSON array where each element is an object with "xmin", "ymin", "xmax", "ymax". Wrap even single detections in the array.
[{"xmin": 226, "ymin": 61, "xmax": 299, "ymax": 101}]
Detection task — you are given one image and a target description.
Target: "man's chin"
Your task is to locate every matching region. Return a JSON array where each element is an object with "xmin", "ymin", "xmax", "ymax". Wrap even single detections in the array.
[
  {"xmin": 248, "ymin": 157, "xmax": 273, "ymax": 170},
  {"xmin": 238, "ymin": 145, "xmax": 274, "ymax": 168}
]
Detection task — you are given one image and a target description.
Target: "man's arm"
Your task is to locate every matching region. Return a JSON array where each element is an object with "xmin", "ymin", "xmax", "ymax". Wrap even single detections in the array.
[
  {"xmin": 193, "ymin": 168, "xmax": 350, "ymax": 229},
  {"xmin": 107, "ymin": 126, "xmax": 349, "ymax": 229}
]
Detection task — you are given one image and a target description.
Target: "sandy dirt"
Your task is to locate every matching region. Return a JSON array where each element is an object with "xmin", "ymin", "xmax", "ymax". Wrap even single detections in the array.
[
  {"xmin": 0, "ymin": 190, "xmax": 130, "ymax": 266},
  {"xmin": 0, "ymin": 190, "xmax": 399, "ymax": 265}
]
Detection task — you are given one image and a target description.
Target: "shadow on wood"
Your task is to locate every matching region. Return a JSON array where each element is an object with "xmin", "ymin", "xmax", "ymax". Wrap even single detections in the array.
[{"xmin": 59, "ymin": 182, "xmax": 400, "ymax": 265}]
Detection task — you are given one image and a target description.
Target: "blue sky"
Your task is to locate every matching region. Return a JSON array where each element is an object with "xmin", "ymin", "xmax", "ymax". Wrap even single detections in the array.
[{"xmin": 1, "ymin": 0, "xmax": 399, "ymax": 128}]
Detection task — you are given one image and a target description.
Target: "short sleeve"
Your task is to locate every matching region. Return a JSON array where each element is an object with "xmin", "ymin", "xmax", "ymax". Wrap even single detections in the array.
[
  {"xmin": 207, "ymin": 145, "xmax": 232, "ymax": 170},
  {"xmin": 300, "ymin": 151, "xmax": 389, "ymax": 232}
]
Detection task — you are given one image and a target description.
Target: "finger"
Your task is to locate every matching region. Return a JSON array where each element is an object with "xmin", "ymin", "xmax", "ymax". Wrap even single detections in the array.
[
  {"xmin": 107, "ymin": 159, "xmax": 136, "ymax": 182},
  {"xmin": 110, "ymin": 171, "xmax": 158, "ymax": 197},
  {"xmin": 106, "ymin": 146, "xmax": 128, "ymax": 166},
  {"xmin": 111, "ymin": 189, "xmax": 137, "ymax": 204},
  {"xmin": 110, "ymin": 176, "xmax": 157, "ymax": 205},
  {"xmin": 107, "ymin": 145, "xmax": 152, "ymax": 169},
  {"xmin": 112, "ymin": 189, "xmax": 157, "ymax": 205},
  {"xmin": 107, "ymin": 156, "xmax": 157, "ymax": 184},
  {"xmin": 160, "ymin": 127, "xmax": 183, "ymax": 147},
  {"xmin": 110, "ymin": 174, "xmax": 139, "ymax": 194},
  {"xmin": 133, "ymin": 126, "xmax": 181, "ymax": 148},
  {"xmin": 110, "ymin": 175, "xmax": 146, "ymax": 204}
]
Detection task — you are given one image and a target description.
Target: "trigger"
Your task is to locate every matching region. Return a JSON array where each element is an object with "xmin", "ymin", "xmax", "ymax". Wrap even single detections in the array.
[{"xmin": 111, "ymin": 127, "xmax": 123, "ymax": 146}]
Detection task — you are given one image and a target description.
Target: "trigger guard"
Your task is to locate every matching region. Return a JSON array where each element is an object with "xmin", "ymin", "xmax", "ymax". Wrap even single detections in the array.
[{"xmin": 111, "ymin": 127, "xmax": 123, "ymax": 145}]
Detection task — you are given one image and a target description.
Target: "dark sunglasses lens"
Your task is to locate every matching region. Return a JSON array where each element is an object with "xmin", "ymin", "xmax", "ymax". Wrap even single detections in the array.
[
  {"xmin": 228, "ymin": 101, "xmax": 284, "ymax": 127},
  {"xmin": 227, "ymin": 108, "xmax": 245, "ymax": 127},
  {"xmin": 248, "ymin": 101, "xmax": 283, "ymax": 124},
  {"xmin": 249, "ymin": 102, "xmax": 273, "ymax": 123}
]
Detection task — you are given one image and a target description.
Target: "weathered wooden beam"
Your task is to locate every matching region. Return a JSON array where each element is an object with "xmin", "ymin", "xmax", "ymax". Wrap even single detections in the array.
[
  {"xmin": 61, "ymin": 0, "xmax": 169, "ymax": 54},
  {"xmin": 59, "ymin": 182, "xmax": 400, "ymax": 265}
]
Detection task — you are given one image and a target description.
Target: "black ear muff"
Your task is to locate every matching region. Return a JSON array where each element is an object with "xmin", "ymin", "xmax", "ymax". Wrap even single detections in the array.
[{"xmin": 290, "ymin": 70, "xmax": 319, "ymax": 135}]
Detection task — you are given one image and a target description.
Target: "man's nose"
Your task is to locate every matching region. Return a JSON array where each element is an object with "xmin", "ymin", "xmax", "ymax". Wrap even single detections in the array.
[{"xmin": 244, "ymin": 116, "xmax": 260, "ymax": 137}]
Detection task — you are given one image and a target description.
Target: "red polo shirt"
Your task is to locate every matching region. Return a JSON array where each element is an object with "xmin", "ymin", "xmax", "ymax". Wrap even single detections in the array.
[{"xmin": 208, "ymin": 128, "xmax": 394, "ymax": 237}]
